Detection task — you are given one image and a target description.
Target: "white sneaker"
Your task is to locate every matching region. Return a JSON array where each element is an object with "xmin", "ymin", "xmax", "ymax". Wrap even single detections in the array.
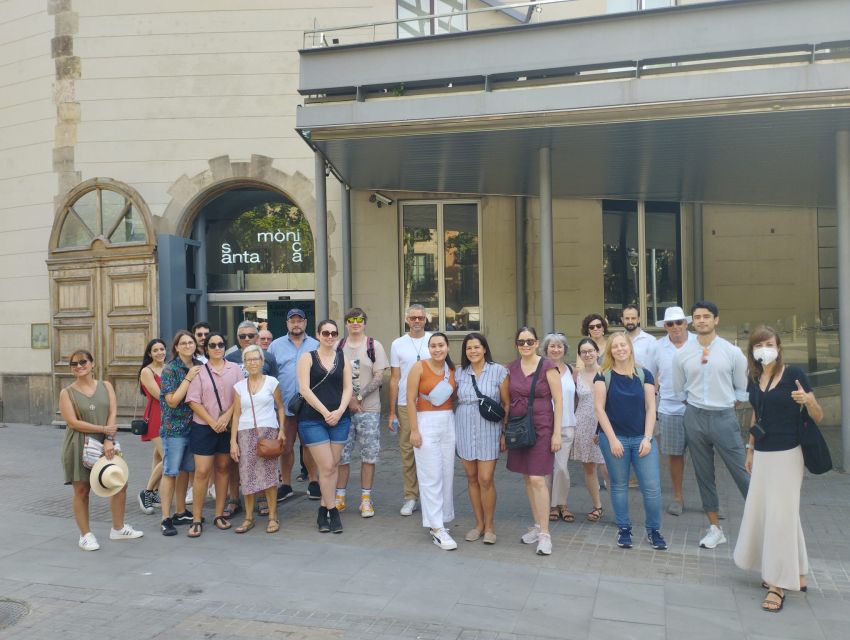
[
  {"xmin": 399, "ymin": 499, "xmax": 418, "ymax": 516},
  {"xmin": 185, "ymin": 487, "xmax": 193, "ymax": 505},
  {"xmin": 110, "ymin": 524, "xmax": 144, "ymax": 540},
  {"xmin": 431, "ymin": 528, "xmax": 458, "ymax": 550},
  {"xmin": 521, "ymin": 523, "xmax": 541, "ymax": 544},
  {"xmin": 78, "ymin": 532, "xmax": 100, "ymax": 551},
  {"xmin": 536, "ymin": 532, "xmax": 552, "ymax": 556},
  {"xmin": 207, "ymin": 484, "xmax": 216, "ymax": 500},
  {"xmin": 699, "ymin": 524, "xmax": 727, "ymax": 549}
]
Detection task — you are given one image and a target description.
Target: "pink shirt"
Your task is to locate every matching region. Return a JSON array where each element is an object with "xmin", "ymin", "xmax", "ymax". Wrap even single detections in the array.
[{"xmin": 186, "ymin": 361, "xmax": 243, "ymax": 425}]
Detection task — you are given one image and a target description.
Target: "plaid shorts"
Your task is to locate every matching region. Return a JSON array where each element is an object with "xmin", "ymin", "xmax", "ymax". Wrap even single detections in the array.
[
  {"xmin": 657, "ymin": 412, "xmax": 687, "ymax": 456},
  {"xmin": 340, "ymin": 411, "xmax": 381, "ymax": 465}
]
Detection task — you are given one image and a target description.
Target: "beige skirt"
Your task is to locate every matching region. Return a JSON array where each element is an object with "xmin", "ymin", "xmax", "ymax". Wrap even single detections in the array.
[{"xmin": 733, "ymin": 446, "xmax": 808, "ymax": 591}]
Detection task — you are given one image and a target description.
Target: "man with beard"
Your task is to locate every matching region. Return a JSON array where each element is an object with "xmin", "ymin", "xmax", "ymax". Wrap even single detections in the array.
[
  {"xmin": 621, "ymin": 305, "xmax": 657, "ymax": 376},
  {"xmin": 192, "ymin": 322, "xmax": 211, "ymax": 364},
  {"xmin": 267, "ymin": 309, "xmax": 321, "ymax": 502},
  {"xmin": 672, "ymin": 301, "xmax": 749, "ymax": 549}
]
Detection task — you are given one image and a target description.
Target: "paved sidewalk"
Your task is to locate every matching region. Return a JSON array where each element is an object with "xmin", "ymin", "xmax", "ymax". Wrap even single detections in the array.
[{"xmin": 0, "ymin": 422, "xmax": 848, "ymax": 639}]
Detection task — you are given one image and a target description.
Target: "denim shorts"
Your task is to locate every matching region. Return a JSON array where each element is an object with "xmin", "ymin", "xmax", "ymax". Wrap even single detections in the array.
[
  {"xmin": 299, "ymin": 416, "xmax": 351, "ymax": 447},
  {"xmin": 162, "ymin": 435, "xmax": 195, "ymax": 476}
]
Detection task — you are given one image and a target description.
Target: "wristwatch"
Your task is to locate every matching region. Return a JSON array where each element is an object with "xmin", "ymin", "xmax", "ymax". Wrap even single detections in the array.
[{"xmin": 356, "ymin": 393, "xmax": 363, "ymax": 402}]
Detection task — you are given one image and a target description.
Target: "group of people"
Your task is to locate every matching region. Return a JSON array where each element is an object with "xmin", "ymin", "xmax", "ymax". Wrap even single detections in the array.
[{"xmin": 60, "ymin": 300, "xmax": 820, "ymax": 613}]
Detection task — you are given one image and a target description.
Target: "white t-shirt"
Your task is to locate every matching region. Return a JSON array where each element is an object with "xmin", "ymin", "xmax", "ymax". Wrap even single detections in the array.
[
  {"xmin": 558, "ymin": 366, "xmax": 577, "ymax": 427},
  {"xmin": 390, "ymin": 332, "xmax": 432, "ymax": 407},
  {"xmin": 234, "ymin": 376, "xmax": 279, "ymax": 432}
]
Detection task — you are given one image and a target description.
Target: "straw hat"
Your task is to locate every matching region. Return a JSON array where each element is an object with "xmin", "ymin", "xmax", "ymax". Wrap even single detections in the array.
[
  {"xmin": 90, "ymin": 454, "xmax": 129, "ymax": 497},
  {"xmin": 655, "ymin": 306, "xmax": 693, "ymax": 328}
]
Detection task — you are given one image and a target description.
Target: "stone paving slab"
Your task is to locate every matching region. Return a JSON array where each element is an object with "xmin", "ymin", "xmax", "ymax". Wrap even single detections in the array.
[{"xmin": 0, "ymin": 422, "xmax": 849, "ymax": 639}]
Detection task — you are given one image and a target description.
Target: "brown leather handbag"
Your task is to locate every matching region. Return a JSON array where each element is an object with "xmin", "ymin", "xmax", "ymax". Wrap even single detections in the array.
[{"xmin": 248, "ymin": 378, "xmax": 284, "ymax": 459}]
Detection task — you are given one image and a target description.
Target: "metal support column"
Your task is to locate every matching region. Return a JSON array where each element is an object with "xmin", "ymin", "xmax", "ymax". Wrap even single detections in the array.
[
  {"xmin": 836, "ymin": 130, "xmax": 850, "ymax": 471},
  {"xmin": 314, "ymin": 152, "xmax": 329, "ymax": 323},
  {"xmin": 539, "ymin": 148, "xmax": 554, "ymax": 335},
  {"xmin": 340, "ymin": 182, "xmax": 352, "ymax": 313},
  {"xmin": 515, "ymin": 196, "xmax": 526, "ymax": 327}
]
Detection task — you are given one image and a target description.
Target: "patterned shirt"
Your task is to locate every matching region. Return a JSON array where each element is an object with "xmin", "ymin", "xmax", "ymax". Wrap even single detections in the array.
[{"xmin": 160, "ymin": 358, "xmax": 194, "ymax": 438}]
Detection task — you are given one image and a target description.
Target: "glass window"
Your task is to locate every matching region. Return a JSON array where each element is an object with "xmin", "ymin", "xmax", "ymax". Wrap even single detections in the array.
[
  {"xmin": 401, "ymin": 201, "xmax": 480, "ymax": 331},
  {"xmin": 398, "ymin": 0, "xmax": 466, "ymax": 39},
  {"xmin": 56, "ymin": 186, "xmax": 148, "ymax": 250},
  {"xmin": 603, "ymin": 200, "xmax": 681, "ymax": 327}
]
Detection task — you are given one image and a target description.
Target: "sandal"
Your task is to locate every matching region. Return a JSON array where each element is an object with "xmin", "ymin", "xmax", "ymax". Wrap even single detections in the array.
[
  {"xmin": 234, "ymin": 519, "xmax": 255, "ymax": 534},
  {"xmin": 586, "ymin": 507, "xmax": 603, "ymax": 522},
  {"xmin": 256, "ymin": 497, "xmax": 269, "ymax": 517},
  {"xmin": 266, "ymin": 518, "xmax": 280, "ymax": 534},
  {"xmin": 223, "ymin": 499, "xmax": 242, "ymax": 519},
  {"xmin": 187, "ymin": 521, "xmax": 203, "ymax": 538},
  {"xmin": 762, "ymin": 589, "xmax": 785, "ymax": 613},
  {"xmin": 560, "ymin": 507, "xmax": 575, "ymax": 523},
  {"xmin": 549, "ymin": 507, "xmax": 560, "ymax": 522},
  {"xmin": 213, "ymin": 515, "xmax": 232, "ymax": 530}
]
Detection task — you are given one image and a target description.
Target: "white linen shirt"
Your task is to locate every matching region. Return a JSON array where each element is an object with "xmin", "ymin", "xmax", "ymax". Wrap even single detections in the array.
[
  {"xmin": 655, "ymin": 332, "xmax": 696, "ymax": 416},
  {"xmin": 671, "ymin": 335, "xmax": 748, "ymax": 410},
  {"xmin": 630, "ymin": 329, "xmax": 658, "ymax": 377}
]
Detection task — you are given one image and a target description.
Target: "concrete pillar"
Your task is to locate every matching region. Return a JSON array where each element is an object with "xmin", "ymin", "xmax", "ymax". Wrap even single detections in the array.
[
  {"xmin": 340, "ymin": 182, "xmax": 352, "ymax": 314},
  {"xmin": 515, "ymin": 196, "xmax": 526, "ymax": 327},
  {"xmin": 314, "ymin": 152, "xmax": 329, "ymax": 323},
  {"xmin": 539, "ymin": 148, "xmax": 554, "ymax": 335},
  {"xmin": 836, "ymin": 130, "xmax": 850, "ymax": 471}
]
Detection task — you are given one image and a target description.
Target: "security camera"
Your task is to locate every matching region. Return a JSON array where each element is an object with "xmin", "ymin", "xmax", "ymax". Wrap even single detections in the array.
[{"xmin": 369, "ymin": 192, "xmax": 393, "ymax": 208}]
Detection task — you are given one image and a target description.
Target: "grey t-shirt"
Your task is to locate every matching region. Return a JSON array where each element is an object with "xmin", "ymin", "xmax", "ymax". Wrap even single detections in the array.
[{"xmin": 341, "ymin": 338, "xmax": 388, "ymax": 413}]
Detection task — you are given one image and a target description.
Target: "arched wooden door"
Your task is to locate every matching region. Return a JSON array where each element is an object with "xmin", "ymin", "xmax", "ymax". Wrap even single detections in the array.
[{"xmin": 47, "ymin": 179, "xmax": 158, "ymax": 420}]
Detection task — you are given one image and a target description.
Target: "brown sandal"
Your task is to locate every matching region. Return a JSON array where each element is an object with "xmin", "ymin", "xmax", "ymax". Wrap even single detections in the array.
[
  {"xmin": 266, "ymin": 518, "xmax": 280, "ymax": 534},
  {"xmin": 586, "ymin": 507, "xmax": 603, "ymax": 522},
  {"xmin": 235, "ymin": 519, "xmax": 255, "ymax": 534},
  {"xmin": 560, "ymin": 507, "xmax": 575, "ymax": 523},
  {"xmin": 549, "ymin": 507, "xmax": 560, "ymax": 522},
  {"xmin": 213, "ymin": 515, "xmax": 232, "ymax": 530},
  {"xmin": 187, "ymin": 521, "xmax": 203, "ymax": 538}
]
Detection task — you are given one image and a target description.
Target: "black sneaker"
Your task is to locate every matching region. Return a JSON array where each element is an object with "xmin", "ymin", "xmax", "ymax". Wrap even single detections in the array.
[
  {"xmin": 138, "ymin": 490, "xmax": 154, "ymax": 515},
  {"xmin": 616, "ymin": 526, "xmax": 633, "ymax": 549},
  {"xmin": 307, "ymin": 481, "xmax": 321, "ymax": 500},
  {"xmin": 317, "ymin": 506, "xmax": 330, "ymax": 533},
  {"xmin": 173, "ymin": 511, "xmax": 203, "ymax": 525},
  {"xmin": 276, "ymin": 484, "xmax": 294, "ymax": 503},
  {"xmin": 328, "ymin": 507, "xmax": 343, "ymax": 534},
  {"xmin": 161, "ymin": 517, "xmax": 177, "ymax": 536}
]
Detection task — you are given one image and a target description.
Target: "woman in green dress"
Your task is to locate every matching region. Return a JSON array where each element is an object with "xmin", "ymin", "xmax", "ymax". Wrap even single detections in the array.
[{"xmin": 59, "ymin": 349, "xmax": 143, "ymax": 551}]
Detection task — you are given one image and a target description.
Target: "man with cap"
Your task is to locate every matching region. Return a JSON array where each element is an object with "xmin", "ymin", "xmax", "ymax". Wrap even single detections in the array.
[
  {"xmin": 267, "ymin": 308, "xmax": 321, "ymax": 502},
  {"xmin": 654, "ymin": 306, "xmax": 696, "ymax": 516}
]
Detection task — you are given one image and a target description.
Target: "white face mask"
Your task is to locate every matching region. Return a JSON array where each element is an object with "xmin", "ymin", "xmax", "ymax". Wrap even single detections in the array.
[{"xmin": 753, "ymin": 346, "xmax": 779, "ymax": 366}]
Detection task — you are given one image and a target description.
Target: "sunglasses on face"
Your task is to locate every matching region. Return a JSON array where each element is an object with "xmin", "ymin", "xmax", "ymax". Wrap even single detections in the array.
[
  {"xmin": 69, "ymin": 359, "xmax": 89, "ymax": 368},
  {"xmin": 207, "ymin": 342, "xmax": 225, "ymax": 349},
  {"xmin": 407, "ymin": 316, "xmax": 426, "ymax": 322},
  {"xmin": 238, "ymin": 333, "xmax": 257, "ymax": 340},
  {"xmin": 665, "ymin": 320, "xmax": 686, "ymax": 327},
  {"xmin": 320, "ymin": 330, "xmax": 339, "ymax": 338},
  {"xmin": 516, "ymin": 339, "xmax": 537, "ymax": 347},
  {"xmin": 346, "ymin": 317, "xmax": 365, "ymax": 324},
  {"xmin": 195, "ymin": 332, "xmax": 209, "ymax": 338},
  {"xmin": 588, "ymin": 323, "xmax": 603, "ymax": 330}
]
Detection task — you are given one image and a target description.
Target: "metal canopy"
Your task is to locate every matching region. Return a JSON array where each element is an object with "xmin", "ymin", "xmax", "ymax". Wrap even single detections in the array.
[{"xmin": 310, "ymin": 107, "xmax": 850, "ymax": 207}]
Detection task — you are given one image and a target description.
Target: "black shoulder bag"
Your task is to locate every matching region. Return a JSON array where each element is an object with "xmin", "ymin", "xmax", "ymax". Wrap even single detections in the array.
[
  {"xmin": 470, "ymin": 370, "xmax": 505, "ymax": 423},
  {"xmin": 288, "ymin": 351, "xmax": 334, "ymax": 415},
  {"xmin": 504, "ymin": 359, "xmax": 543, "ymax": 450},
  {"xmin": 799, "ymin": 406, "xmax": 832, "ymax": 474}
]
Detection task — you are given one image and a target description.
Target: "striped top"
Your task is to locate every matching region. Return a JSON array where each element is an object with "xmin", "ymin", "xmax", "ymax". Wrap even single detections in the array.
[{"xmin": 455, "ymin": 362, "xmax": 508, "ymax": 461}]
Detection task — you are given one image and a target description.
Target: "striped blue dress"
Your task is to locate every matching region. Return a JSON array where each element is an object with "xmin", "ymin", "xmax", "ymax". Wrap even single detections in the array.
[{"xmin": 454, "ymin": 362, "xmax": 508, "ymax": 461}]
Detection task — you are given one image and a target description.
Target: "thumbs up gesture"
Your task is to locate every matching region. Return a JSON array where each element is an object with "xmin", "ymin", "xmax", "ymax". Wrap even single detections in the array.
[{"xmin": 791, "ymin": 379, "xmax": 809, "ymax": 406}]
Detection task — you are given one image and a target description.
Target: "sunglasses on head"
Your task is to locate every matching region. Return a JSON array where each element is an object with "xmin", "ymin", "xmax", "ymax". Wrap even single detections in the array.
[
  {"xmin": 207, "ymin": 341, "xmax": 225, "ymax": 349},
  {"xmin": 588, "ymin": 323, "xmax": 603, "ymax": 330},
  {"xmin": 320, "ymin": 330, "xmax": 339, "ymax": 338},
  {"xmin": 665, "ymin": 320, "xmax": 686, "ymax": 327},
  {"xmin": 69, "ymin": 359, "xmax": 89, "ymax": 368},
  {"xmin": 238, "ymin": 333, "xmax": 257, "ymax": 340},
  {"xmin": 346, "ymin": 316, "xmax": 365, "ymax": 324},
  {"xmin": 516, "ymin": 339, "xmax": 537, "ymax": 347}
]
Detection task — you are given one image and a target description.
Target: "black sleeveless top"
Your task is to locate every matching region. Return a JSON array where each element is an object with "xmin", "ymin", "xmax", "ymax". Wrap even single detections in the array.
[{"xmin": 299, "ymin": 350, "xmax": 350, "ymax": 423}]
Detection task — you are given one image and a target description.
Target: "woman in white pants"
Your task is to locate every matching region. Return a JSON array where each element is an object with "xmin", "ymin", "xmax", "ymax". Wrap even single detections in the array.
[
  {"xmin": 407, "ymin": 333, "xmax": 458, "ymax": 550},
  {"xmin": 542, "ymin": 333, "xmax": 577, "ymax": 522}
]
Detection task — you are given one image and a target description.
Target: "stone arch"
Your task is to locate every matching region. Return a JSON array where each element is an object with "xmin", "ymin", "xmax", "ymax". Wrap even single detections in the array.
[{"xmin": 158, "ymin": 154, "xmax": 328, "ymax": 238}]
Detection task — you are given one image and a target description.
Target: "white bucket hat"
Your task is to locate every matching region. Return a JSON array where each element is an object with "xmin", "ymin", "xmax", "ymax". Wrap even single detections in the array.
[
  {"xmin": 655, "ymin": 306, "xmax": 693, "ymax": 328},
  {"xmin": 90, "ymin": 454, "xmax": 129, "ymax": 497}
]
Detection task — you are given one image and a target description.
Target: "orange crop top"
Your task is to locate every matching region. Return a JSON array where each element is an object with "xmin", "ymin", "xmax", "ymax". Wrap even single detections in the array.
[{"xmin": 415, "ymin": 361, "xmax": 457, "ymax": 411}]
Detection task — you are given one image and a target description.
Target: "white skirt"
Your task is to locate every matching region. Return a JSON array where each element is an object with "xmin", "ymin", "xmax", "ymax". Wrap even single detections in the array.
[{"xmin": 733, "ymin": 446, "xmax": 808, "ymax": 591}]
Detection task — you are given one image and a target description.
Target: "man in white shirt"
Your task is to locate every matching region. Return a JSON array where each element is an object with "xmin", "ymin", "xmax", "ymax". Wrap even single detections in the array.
[
  {"xmin": 387, "ymin": 304, "xmax": 432, "ymax": 516},
  {"xmin": 672, "ymin": 300, "xmax": 750, "ymax": 549},
  {"xmin": 622, "ymin": 305, "xmax": 657, "ymax": 376},
  {"xmin": 335, "ymin": 307, "xmax": 388, "ymax": 518},
  {"xmin": 654, "ymin": 307, "xmax": 696, "ymax": 516}
]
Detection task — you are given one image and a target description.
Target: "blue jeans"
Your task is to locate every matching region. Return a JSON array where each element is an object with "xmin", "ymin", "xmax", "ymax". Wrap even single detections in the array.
[{"xmin": 598, "ymin": 433, "xmax": 662, "ymax": 531}]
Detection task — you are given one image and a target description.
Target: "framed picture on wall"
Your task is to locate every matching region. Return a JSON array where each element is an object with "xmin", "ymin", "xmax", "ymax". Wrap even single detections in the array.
[{"xmin": 31, "ymin": 323, "xmax": 49, "ymax": 350}]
